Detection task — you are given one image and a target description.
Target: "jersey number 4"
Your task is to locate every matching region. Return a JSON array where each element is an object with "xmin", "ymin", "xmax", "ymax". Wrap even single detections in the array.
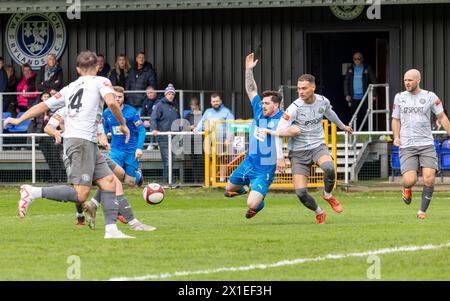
[{"xmin": 69, "ymin": 88, "xmax": 84, "ymax": 111}]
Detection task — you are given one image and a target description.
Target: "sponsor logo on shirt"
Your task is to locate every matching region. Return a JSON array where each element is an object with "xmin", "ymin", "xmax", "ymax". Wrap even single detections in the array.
[
  {"xmin": 402, "ymin": 107, "xmax": 424, "ymax": 114},
  {"xmin": 304, "ymin": 117, "xmax": 323, "ymax": 126}
]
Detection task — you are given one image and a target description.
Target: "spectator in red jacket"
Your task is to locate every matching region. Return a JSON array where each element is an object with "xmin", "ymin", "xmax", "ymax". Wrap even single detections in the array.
[{"xmin": 17, "ymin": 63, "xmax": 38, "ymax": 112}]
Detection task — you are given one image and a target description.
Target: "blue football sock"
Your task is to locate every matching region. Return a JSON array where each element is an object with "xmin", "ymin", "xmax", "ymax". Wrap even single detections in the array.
[
  {"xmin": 135, "ymin": 170, "xmax": 141, "ymax": 184},
  {"xmin": 237, "ymin": 187, "xmax": 246, "ymax": 194},
  {"xmin": 255, "ymin": 199, "xmax": 265, "ymax": 212}
]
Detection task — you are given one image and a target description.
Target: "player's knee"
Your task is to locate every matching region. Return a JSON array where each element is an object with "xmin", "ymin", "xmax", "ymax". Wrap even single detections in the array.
[
  {"xmin": 423, "ymin": 175, "xmax": 435, "ymax": 187},
  {"xmin": 321, "ymin": 161, "xmax": 335, "ymax": 176}
]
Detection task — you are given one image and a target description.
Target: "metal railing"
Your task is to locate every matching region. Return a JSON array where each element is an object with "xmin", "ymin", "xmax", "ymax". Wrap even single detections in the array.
[
  {"xmin": 339, "ymin": 130, "xmax": 448, "ymax": 185},
  {"xmin": 0, "ymin": 131, "xmax": 205, "ymax": 185}
]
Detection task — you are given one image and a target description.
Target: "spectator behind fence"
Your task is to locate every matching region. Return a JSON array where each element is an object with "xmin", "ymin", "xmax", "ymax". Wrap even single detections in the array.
[
  {"xmin": 17, "ymin": 63, "xmax": 38, "ymax": 112},
  {"xmin": 344, "ymin": 52, "xmax": 377, "ymax": 127},
  {"xmin": 141, "ymin": 85, "xmax": 161, "ymax": 149},
  {"xmin": 195, "ymin": 93, "xmax": 234, "ymax": 139},
  {"xmin": 151, "ymin": 83, "xmax": 180, "ymax": 186},
  {"xmin": 109, "ymin": 54, "xmax": 131, "ymax": 88},
  {"xmin": 186, "ymin": 96, "xmax": 202, "ymax": 130},
  {"xmin": 194, "ymin": 93, "xmax": 234, "ymax": 183},
  {"xmin": 29, "ymin": 92, "xmax": 66, "ymax": 182},
  {"xmin": 126, "ymin": 51, "xmax": 157, "ymax": 110},
  {"xmin": 185, "ymin": 96, "xmax": 204, "ymax": 183},
  {"xmin": 36, "ymin": 53, "xmax": 63, "ymax": 94},
  {"xmin": 96, "ymin": 54, "xmax": 111, "ymax": 78},
  {"xmin": 4, "ymin": 65, "xmax": 17, "ymax": 115}
]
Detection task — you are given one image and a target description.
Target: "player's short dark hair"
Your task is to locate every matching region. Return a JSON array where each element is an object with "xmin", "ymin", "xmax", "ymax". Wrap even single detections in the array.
[
  {"xmin": 298, "ymin": 74, "xmax": 316, "ymax": 84},
  {"xmin": 211, "ymin": 92, "xmax": 221, "ymax": 99},
  {"xmin": 113, "ymin": 86, "xmax": 124, "ymax": 94},
  {"xmin": 76, "ymin": 50, "xmax": 97, "ymax": 70},
  {"xmin": 261, "ymin": 91, "xmax": 282, "ymax": 105}
]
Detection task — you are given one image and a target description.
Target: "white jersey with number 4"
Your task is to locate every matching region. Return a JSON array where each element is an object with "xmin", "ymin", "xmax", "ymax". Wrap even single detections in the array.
[
  {"xmin": 392, "ymin": 89, "xmax": 443, "ymax": 149},
  {"xmin": 48, "ymin": 107, "xmax": 105, "ymax": 135},
  {"xmin": 44, "ymin": 76, "xmax": 114, "ymax": 143}
]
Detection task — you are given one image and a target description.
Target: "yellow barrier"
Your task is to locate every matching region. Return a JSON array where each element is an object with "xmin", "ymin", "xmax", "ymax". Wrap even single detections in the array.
[{"xmin": 208, "ymin": 119, "xmax": 337, "ymax": 189}]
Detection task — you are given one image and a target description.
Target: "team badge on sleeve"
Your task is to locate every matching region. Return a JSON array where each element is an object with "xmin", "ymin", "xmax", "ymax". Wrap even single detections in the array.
[
  {"xmin": 282, "ymin": 113, "xmax": 290, "ymax": 121},
  {"xmin": 435, "ymin": 99, "xmax": 442, "ymax": 106},
  {"xmin": 135, "ymin": 120, "xmax": 142, "ymax": 127}
]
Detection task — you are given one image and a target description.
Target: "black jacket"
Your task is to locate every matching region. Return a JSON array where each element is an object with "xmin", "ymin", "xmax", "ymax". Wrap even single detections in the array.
[
  {"xmin": 109, "ymin": 68, "xmax": 128, "ymax": 88},
  {"xmin": 344, "ymin": 64, "xmax": 377, "ymax": 98},
  {"xmin": 150, "ymin": 97, "xmax": 180, "ymax": 132},
  {"xmin": 97, "ymin": 63, "xmax": 111, "ymax": 78},
  {"xmin": 141, "ymin": 94, "xmax": 161, "ymax": 118},
  {"xmin": 36, "ymin": 64, "xmax": 63, "ymax": 92},
  {"xmin": 125, "ymin": 62, "xmax": 157, "ymax": 108}
]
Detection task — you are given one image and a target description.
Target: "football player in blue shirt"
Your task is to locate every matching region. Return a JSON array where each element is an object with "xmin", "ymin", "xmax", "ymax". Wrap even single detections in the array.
[
  {"xmin": 224, "ymin": 53, "xmax": 299, "ymax": 218},
  {"xmin": 103, "ymin": 86, "xmax": 146, "ymax": 186}
]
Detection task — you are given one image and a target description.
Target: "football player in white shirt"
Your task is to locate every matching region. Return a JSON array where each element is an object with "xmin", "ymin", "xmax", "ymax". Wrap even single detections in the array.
[
  {"xmin": 42, "ymin": 107, "xmax": 156, "ymax": 231},
  {"xmin": 269, "ymin": 74, "xmax": 352, "ymax": 224},
  {"xmin": 4, "ymin": 51, "xmax": 133, "ymax": 239},
  {"xmin": 392, "ymin": 69, "xmax": 450, "ymax": 219}
]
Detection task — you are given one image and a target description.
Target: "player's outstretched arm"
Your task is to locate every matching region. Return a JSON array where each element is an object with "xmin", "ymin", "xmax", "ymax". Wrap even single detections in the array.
[
  {"xmin": 104, "ymin": 93, "xmax": 130, "ymax": 143},
  {"xmin": 3, "ymin": 102, "xmax": 49, "ymax": 128},
  {"xmin": 262, "ymin": 125, "xmax": 301, "ymax": 137},
  {"xmin": 392, "ymin": 118, "xmax": 400, "ymax": 147},
  {"xmin": 245, "ymin": 53, "xmax": 258, "ymax": 101},
  {"xmin": 324, "ymin": 108, "xmax": 353, "ymax": 134}
]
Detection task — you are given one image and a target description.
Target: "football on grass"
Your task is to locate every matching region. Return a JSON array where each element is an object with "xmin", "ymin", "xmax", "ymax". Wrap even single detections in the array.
[{"xmin": 143, "ymin": 183, "xmax": 165, "ymax": 205}]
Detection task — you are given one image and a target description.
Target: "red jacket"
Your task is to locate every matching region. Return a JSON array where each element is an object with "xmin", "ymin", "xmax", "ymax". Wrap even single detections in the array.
[{"xmin": 17, "ymin": 72, "xmax": 38, "ymax": 107}]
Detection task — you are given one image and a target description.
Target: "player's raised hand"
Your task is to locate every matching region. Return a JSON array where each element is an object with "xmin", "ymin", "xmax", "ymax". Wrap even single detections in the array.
[
  {"xmin": 245, "ymin": 53, "xmax": 258, "ymax": 70},
  {"xmin": 120, "ymin": 124, "xmax": 130, "ymax": 144},
  {"xmin": 3, "ymin": 117, "xmax": 19, "ymax": 129},
  {"xmin": 135, "ymin": 149, "xmax": 143, "ymax": 159},
  {"xmin": 276, "ymin": 159, "xmax": 286, "ymax": 173}
]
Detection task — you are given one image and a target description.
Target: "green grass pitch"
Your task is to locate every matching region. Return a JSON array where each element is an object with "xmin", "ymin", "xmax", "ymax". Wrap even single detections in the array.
[{"xmin": 0, "ymin": 186, "xmax": 449, "ymax": 281}]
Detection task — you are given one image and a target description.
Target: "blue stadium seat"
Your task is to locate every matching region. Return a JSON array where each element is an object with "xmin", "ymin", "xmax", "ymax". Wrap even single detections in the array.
[
  {"xmin": 390, "ymin": 145, "xmax": 400, "ymax": 181},
  {"xmin": 440, "ymin": 139, "xmax": 450, "ymax": 170},
  {"xmin": 7, "ymin": 112, "xmax": 32, "ymax": 133}
]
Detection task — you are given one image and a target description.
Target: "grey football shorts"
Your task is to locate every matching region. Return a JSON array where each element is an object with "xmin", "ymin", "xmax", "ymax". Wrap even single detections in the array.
[
  {"xmin": 288, "ymin": 143, "xmax": 332, "ymax": 176},
  {"xmin": 105, "ymin": 155, "xmax": 118, "ymax": 171},
  {"xmin": 399, "ymin": 145, "xmax": 439, "ymax": 175},
  {"xmin": 63, "ymin": 138, "xmax": 113, "ymax": 186}
]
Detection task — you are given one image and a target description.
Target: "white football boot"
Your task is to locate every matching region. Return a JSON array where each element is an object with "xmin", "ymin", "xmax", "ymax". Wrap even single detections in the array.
[
  {"xmin": 129, "ymin": 221, "xmax": 157, "ymax": 232},
  {"xmin": 18, "ymin": 185, "xmax": 35, "ymax": 218}
]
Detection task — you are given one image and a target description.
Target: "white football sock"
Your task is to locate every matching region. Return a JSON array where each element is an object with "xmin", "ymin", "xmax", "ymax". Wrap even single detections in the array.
[
  {"xmin": 29, "ymin": 186, "xmax": 42, "ymax": 199},
  {"xmin": 315, "ymin": 206, "xmax": 323, "ymax": 214},
  {"xmin": 323, "ymin": 191, "xmax": 332, "ymax": 199},
  {"xmin": 91, "ymin": 199, "xmax": 99, "ymax": 208}
]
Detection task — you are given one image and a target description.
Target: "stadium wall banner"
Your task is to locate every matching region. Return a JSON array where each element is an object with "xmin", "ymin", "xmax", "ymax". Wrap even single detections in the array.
[{"xmin": 5, "ymin": 12, "xmax": 67, "ymax": 70}]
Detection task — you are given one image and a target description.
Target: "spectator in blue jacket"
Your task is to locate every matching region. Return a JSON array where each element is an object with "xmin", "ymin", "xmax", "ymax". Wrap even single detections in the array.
[
  {"xmin": 126, "ymin": 52, "xmax": 158, "ymax": 110},
  {"xmin": 151, "ymin": 83, "xmax": 180, "ymax": 186},
  {"xmin": 195, "ymin": 93, "xmax": 234, "ymax": 140}
]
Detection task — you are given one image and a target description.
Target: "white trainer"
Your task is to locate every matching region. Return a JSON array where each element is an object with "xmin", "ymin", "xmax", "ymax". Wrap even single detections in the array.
[
  {"xmin": 18, "ymin": 185, "xmax": 35, "ymax": 218},
  {"xmin": 104, "ymin": 229, "xmax": 135, "ymax": 239},
  {"xmin": 130, "ymin": 222, "xmax": 157, "ymax": 232}
]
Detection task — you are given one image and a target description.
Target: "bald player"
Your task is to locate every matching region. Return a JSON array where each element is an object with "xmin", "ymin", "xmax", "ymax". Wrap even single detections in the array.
[{"xmin": 392, "ymin": 69, "xmax": 450, "ymax": 219}]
